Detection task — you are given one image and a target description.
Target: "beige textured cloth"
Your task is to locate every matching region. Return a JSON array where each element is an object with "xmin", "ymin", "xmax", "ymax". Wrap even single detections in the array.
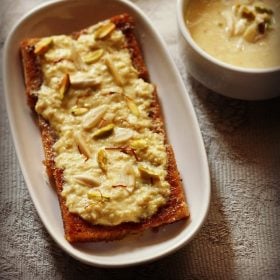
[{"xmin": 1, "ymin": 0, "xmax": 280, "ymax": 279}]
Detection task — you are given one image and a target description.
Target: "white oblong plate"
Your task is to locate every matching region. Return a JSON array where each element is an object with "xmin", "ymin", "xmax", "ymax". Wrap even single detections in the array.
[{"xmin": 3, "ymin": 0, "xmax": 210, "ymax": 267}]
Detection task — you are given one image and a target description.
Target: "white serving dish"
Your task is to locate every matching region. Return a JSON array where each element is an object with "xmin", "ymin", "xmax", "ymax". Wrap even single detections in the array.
[
  {"xmin": 3, "ymin": 0, "xmax": 210, "ymax": 267},
  {"xmin": 177, "ymin": 0, "xmax": 280, "ymax": 100}
]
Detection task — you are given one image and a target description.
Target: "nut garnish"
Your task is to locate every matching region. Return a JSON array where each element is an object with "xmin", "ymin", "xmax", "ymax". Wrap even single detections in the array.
[
  {"xmin": 87, "ymin": 190, "xmax": 110, "ymax": 201},
  {"xmin": 124, "ymin": 164, "xmax": 136, "ymax": 190},
  {"xmin": 112, "ymin": 127, "xmax": 134, "ymax": 143},
  {"xmin": 71, "ymin": 106, "xmax": 89, "ymax": 116},
  {"xmin": 70, "ymin": 42, "xmax": 86, "ymax": 71},
  {"xmin": 105, "ymin": 56, "xmax": 125, "ymax": 86},
  {"xmin": 97, "ymin": 148, "xmax": 108, "ymax": 172},
  {"xmin": 224, "ymin": 1, "xmax": 275, "ymax": 43},
  {"xmin": 138, "ymin": 164, "xmax": 160, "ymax": 180},
  {"xmin": 75, "ymin": 133, "xmax": 91, "ymax": 159},
  {"xmin": 83, "ymin": 49, "xmax": 104, "ymax": 64},
  {"xmin": 59, "ymin": 73, "xmax": 70, "ymax": 99},
  {"xmin": 34, "ymin": 37, "xmax": 53, "ymax": 55},
  {"xmin": 74, "ymin": 174, "xmax": 100, "ymax": 187},
  {"xmin": 70, "ymin": 76, "xmax": 101, "ymax": 88},
  {"xmin": 255, "ymin": 3, "xmax": 273, "ymax": 15},
  {"xmin": 83, "ymin": 105, "xmax": 108, "ymax": 130},
  {"xmin": 124, "ymin": 95, "xmax": 140, "ymax": 117},
  {"xmin": 92, "ymin": 124, "xmax": 114, "ymax": 139},
  {"xmin": 130, "ymin": 139, "xmax": 148, "ymax": 150},
  {"xmin": 95, "ymin": 22, "xmax": 116, "ymax": 39}
]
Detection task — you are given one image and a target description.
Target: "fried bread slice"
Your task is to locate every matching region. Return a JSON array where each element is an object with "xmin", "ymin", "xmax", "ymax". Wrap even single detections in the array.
[{"xmin": 20, "ymin": 13, "xmax": 189, "ymax": 242}]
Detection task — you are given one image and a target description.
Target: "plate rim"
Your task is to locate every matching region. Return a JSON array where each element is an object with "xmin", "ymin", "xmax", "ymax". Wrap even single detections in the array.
[{"xmin": 3, "ymin": 0, "xmax": 211, "ymax": 267}]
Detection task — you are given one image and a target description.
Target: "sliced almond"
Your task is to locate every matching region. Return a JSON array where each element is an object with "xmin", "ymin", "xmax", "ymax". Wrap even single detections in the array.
[
  {"xmin": 70, "ymin": 42, "xmax": 86, "ymax": 71},
  {"xmin": 97, "ymin": 149, "xmax": 108, "ymax": 172},
  {"xmin": 112, "ymin": 164, "xmax": 136, "ymax": 192},
  {"xmin": 83, "ymin": 105, "xmax": 108, "ymax": 130},
  {"xmin": 34, "ymin": 37, "xmax": 53, "ymax": 55},
  {"xmin": 112, "ymin": 127, "xmax": 134, "ymax": 143},
  {"xmin": 59, "ymin": 73, "xmax": 70, "ymax": 99},
  {"xmin": 83, "ymin": 49, "xmax": 104, "ymax": 64},
  {"xmin": 234, "ymin": 19, "xmax": 247, "ymax": 35},
  {"xmin": 92, "ymin": 124, "xmax": 114, "ymax": 139},
  {"xmin": 124, "ymin": 164, "xmax": 136, "ymax": 189},
  {"xmin": 105, "ymin": 56, "xmax": 125, "ymax": 86},
  {"xmin": 222, "ymin": 11, "xmax": 235, "ymax": 36},
  {"xmin": 70, "ymin": 76, "xmax": 101, "ymax": 88},
  {"xmin": 74, "ymin": 174, "xmax": 100, "ymax": 187},
  {"xmin": 125, "ymin": 96, "xmax": 140, "ymax": 117},
  {"xmin": 75, "ymin": 133, "xmax": 91, "ymax": 159},
  {"xmin": 95, "ymin": 22, "xmax": 116, "ymax": 39}
]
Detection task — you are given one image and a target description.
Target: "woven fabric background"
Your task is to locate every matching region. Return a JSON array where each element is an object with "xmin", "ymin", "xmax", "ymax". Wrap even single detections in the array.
[{"xmin": 1, "ymin": 0, "xmax": 280, "ymax": 279}]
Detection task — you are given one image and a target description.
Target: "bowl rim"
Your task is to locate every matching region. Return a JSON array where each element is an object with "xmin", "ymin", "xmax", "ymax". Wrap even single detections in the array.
[{"xmin": 176, "ymin": 0, "xmax": 280, "ymax": 74}]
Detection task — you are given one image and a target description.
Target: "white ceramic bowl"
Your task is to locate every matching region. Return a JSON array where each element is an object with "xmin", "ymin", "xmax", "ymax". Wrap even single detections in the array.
[
  {"xmin": 3, "ymin": 0, "xmax": 210, "ymax": 267},
  {"xmin": 177, "ymin": 0, "xmax": 280, "ymax": 100}
]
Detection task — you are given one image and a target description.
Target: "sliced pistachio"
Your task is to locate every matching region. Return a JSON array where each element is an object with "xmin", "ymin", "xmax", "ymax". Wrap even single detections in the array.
[
  {"xmin": 92, "ymin": 124, "xmax": 114, "ymax": 139},
  {"xmin": 105, "ymin": 56, "xmax": 125, "ymax": 86},
  {"xmin": 59, "ymin": 73, "xmax": 70, "ymax": 99},
  {"xmin": 255, "ymin": 4, "xmax": 273, "ymax": 15},
  {"xmin": 88, "ymin": 190, "xmax": 110, "ymax": 201},
  {"xmin": 95, "ymin": 22, "xmax": 116, "ymax": 39},
  {"xmin": 112, "ymin": 127, "xmax": 134, "ymax": 143},
  {"xmin": 70, "ymin": 76, "xmax": 101, "ymax": 88},
  {"xmin": 87, "ymin": 191, "xmax": 101, "ymax": 199},
  {"xmin": 75, "ymin": 133, "xmax": 91, "ymax": 159},
  {"xmin": 125, "ymin": 96, "xmax": 140, "ymax": 117},
  {"xmin": 97, "ymin": 149, "xmax": 107, "ymax": 172},
  {"xmin": 83, "ymin": 105, "xmax": 108, "ymax": 130},
  {"xmin": 130, "ymin": 139, "xmax": 148, "ymax": 150},
  {"xmin": 71, "ymin": 106, "xmax": 89, "ymax": 116},
  {"xmin": 34, "ymin": 37, "xmax": 53, "ymax": 55},
  {"xmin": 138, "ymin": 164, "xmax": 160, "ymax": 180},
  {"xmin": 83, "ymin": 49, "xmax": 104, "ymax": 64},
  {"xmin": 74, "ymin": 174, "xmax": 100, "ymax": 187}
]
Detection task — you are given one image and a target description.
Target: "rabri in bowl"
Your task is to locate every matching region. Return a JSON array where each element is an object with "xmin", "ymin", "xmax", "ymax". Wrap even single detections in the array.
[{"xmin": 177, "ymin": 0, "xmax": 280, "ymax": 100}]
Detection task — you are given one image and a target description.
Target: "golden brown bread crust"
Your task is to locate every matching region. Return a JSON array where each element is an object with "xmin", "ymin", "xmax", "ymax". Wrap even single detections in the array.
[{"xmin": 20, "ymin": 13, "xmax": 189, "ymax": 242}]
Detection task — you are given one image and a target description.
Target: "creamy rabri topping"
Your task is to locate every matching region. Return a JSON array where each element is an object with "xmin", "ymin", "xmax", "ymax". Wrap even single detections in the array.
[
  {"xmin": 34, "ymin": 20, "xmax": 170, "ymax": 226},
  {"xmin": 185, "ymin": 0, "xmax": 280, "ymax": 68}
]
